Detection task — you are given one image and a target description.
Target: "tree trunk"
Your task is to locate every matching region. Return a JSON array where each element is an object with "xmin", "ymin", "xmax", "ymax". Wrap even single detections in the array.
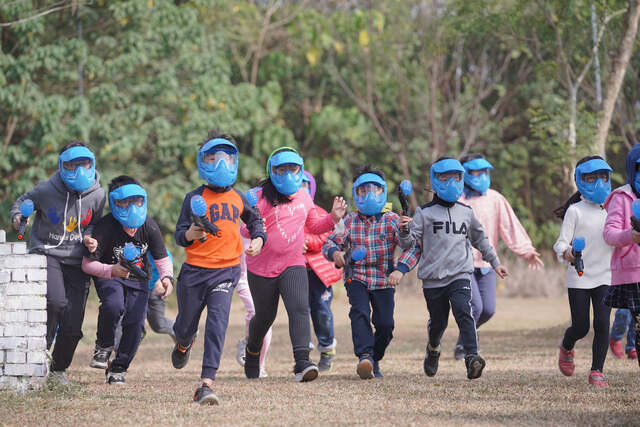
[
  {"xmin": 594, "ymin": 0, "xmax": 640, "ymax": 156},
  {"xmin": 568, "ymin": 85, "xmax": 578, "ymax": 149}
]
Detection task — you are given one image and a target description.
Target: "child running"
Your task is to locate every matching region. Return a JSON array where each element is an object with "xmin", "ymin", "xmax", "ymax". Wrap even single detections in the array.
[
  {"xmin": 603, "ymin": 142, "xmax": 640, "ymax": 373},
  {"xmin": 82, "ymin": 175, "xmax": 174, "ymax": 385},
  {"xmin": 609, "ymin": 309, "xmax": 637, "ymax": 359},
  {"xmin": 553, "ymin": 156, "xmax": 613, "ymax": 387},
  {"xmin": 172, "ymin": 131, "xmax": 265, "ymax": 405},
  {"xmin": 10, "ymin": 141, "xmax": 105, "ymax": 385},
  {"xmin": 323, "ymin": 166, "xmax": 419, "ymax": 379},
  {"xmin": 242, "ymin": 147, "xmax": 346, "ymax": 382},
  {"xmin": 453, "ymin": 154, "xmax": 544, "ymax": 360},
  {"xmin": 399, "ymin": 157, "xmax": 508, "ymax": 380}
]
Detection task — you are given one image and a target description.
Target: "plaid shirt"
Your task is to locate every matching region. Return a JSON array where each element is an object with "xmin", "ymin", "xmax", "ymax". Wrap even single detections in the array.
[{"xmin": 322, "ymin": 211, "xmax": 420, "ymax": 290}]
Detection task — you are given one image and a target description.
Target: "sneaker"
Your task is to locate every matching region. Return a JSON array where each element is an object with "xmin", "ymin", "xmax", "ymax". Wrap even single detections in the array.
[
  {"xmin": 90, "ymin": 344, "xmax": 113, "ymax": 369},
  {"xmin": 558, "ymin": 345, "xmax": 575, "ymax": 377},
  {"xmin": 373, "ymin": 360, "xmax": 383, "ymax": 378},
  {"xmin": 318, "ymin": 349, "xmax": 335, "ymax": 372},
  {"xmin": 610, "ymin": 338, "xmax": 625, "ymax": 358},
  {"xmin": 193, "ymin": 384, "xmax": 219, "ymax": 405},
  {"xmin": 49, "ymin": 371, "xmax": 70, "ymax": 386},
  {"xmin": 236, "ymin": 338, "xmax": 247, "ymax": 366},
  {"xmin": 294, "ymin": 359, "xmax": 319, "ymax": 382},
  {"xmin": 424, "ymin": 345, "xmax": 440, "ymax": 377},
  {"xmin": 105, "ymin": 370, "xmax": 126, "ymax": 385},
  {"xmin": 453, "ymin": 344, "xmax": 465, "ymax": 361},
  {"xmin": 627, "ymin": 348, "xmax": 638, "ymax": 360},
  {"xmin": 356, "ymin": 355, "xmax": 374, "ymax": 380},
  {"xmin": 465, "ymin": 354, "xmax": 486, "ymax": 380},
  {"xmin": 259, "ymin": 368, "xmax": 269, "ymax": 378},
  {"xmin": 244, "ymin": 346, "xmax": 260, "ymax": 379},
  {"xmin": 309, "ymin": 341, "xmax": 315, "ymax": 351},
  {"xmin": 588, "ymin": 370, "xmax": 608, "ymax": 388},
  {"xmin": 171, "ymin": 339, "xmax": 194, "ymax": 370}
]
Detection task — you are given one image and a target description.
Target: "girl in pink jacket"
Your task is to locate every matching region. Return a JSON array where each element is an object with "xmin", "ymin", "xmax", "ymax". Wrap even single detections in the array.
[
  {"xmin": 241, "ymin": 148, "xmax": 346, "ymax": 382},
  {"xmin": 603, "ymin": 143, "xmax": 640, "ymax": 372},
  {"xmin": 453, "ymin": 154, "xmax": 544, "ymax": 360}
]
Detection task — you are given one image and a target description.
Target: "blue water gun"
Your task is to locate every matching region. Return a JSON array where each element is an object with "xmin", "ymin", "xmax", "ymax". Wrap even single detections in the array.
[
  {"xmin": 17, "ymin": 199, "xmax": 34, "ymax": 240},
  {"xmin": 120, "ymin": 242, "xmax": 148, "ymax": 280},
  {"xmin": 397, "ymin": 180, "xmax": 413, "ymax": 233},
  {"xmin": 190, "ymin": 195, "xmax": 221, "ymax": 242},
  {"xmin": 571, "ymin": 237, "xmax": 585, "ymax": 277}
]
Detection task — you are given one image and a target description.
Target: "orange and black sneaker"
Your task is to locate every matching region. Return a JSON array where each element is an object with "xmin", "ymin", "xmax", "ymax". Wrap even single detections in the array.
[
  {"xmin": 172, "ymin": 339, "xmax": 194, "ymax": 369},
  {"xmin": 193, "ymin": 383, "xmax": 219, "ymax": 405}
]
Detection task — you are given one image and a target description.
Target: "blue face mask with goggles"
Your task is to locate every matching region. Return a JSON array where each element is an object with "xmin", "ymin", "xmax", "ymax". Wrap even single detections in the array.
[
  {"xmin": 574, "ymin": 158, "xmax": 612, "ymax": 205},
  {"xmin": 109, "ymin": 184, "xmax": 148, "ymax": 228},
  {"xmin": 463, "ymin": 158, "xmax": 494, "ymax": 195},
  {"xmin": 352, "ymin": 173, "xmax": 387, "ymax": 216},
  {"xmin": 58, "ymin": 146, "xmax": 96, "ymax": 192},
  {"xmin": 431, "ymin": 158, "xmax": 465, "ymax": 202},
  {"xmin": 268, "ymin": 149, "xmax": 304, "ymax": 196},
  {"xmin": 197, "ymin": 138, "xmax": 238, "ymax": 187}
]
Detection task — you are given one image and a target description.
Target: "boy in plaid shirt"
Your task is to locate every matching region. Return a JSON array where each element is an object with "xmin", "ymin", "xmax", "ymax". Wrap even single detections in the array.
[{"xmin": 322, "ymin": 166, "xmax": 420, "ymax": 379}]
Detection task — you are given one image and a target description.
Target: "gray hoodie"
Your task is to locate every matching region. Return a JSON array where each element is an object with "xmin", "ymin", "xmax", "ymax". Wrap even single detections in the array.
[
  {"xmin": 398, "ymin": 195, "xmax": 499, "ymax": 289},
  {"xmin": 10, "ymin": 171, "xmax": 106, "ymax": 265}
]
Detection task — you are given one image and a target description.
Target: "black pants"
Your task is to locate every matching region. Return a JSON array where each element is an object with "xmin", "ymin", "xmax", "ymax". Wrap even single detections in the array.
[
  {"xmin": 46, "ymin": 256, "xmax": 91, "ymax": 372},
  {"xmin": 562, "ymin": 285, "xmax": 611, "ymax": 372},
  {"xmin": 247, "ymin": 266, "xmax": 311, "ymax": 360},
  {"xmin": 423, "ymin": 279, "xmax": 478, "ymax": 355}
]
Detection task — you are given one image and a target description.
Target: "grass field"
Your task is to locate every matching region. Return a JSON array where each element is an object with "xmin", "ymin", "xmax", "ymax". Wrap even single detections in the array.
[{"xmin": 1, "ymin": 286, "xmax": 639, "ymax": 426}]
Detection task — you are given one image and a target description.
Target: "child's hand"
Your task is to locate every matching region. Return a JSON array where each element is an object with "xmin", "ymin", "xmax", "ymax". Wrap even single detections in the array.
[
  {"xmin": 562, "ymin": 248, "xmax": 575, "ymax": 263},
  {"xmin": 633, "ymin": 230, "xmax": 640, "ymax": 244},
  {"xmin": 494, "ymin": 265, "xmax": 509, "ymax": 279},
  {"xmin": 399, "ymin": 216, "xmax": 412, "ymax": 229},
  {"xmin": 525, "ymin": 251, "xmax": 544, "ymax": 270},
  {"xmin": 388, "ymin": 270, "xmax": 403, "ymax": 286},
  {"xmin": 333, "ymin": 251, "xmax": 346, "ymax": 267},
  {"xmin": 330, "ymin": 197, "xmax": 348, "ymax": 223},
  {"xmin": 83, "ymin": 235, "xmax": 98, "ymax": 253},
  {"xmin": 153, "ymin": 280, "xmax": 164, "ymax": 294},
  {"xmin": 185, "ymin": 223, "xmax": 206, "ymax": 242},
  {"xmin": 245, "ymin": 237, "xmax": 264, "ymax": 256},
  {"xmin": 12, "ymin": 214, "xmax": 29, "ymax": 230},
  {"xmin": 158, "ymin": 277, "xmax": 174, "ymax": 300},
  {"xmin": 112, "ymin": 264, "xmax": 130, "ymax": 279}
]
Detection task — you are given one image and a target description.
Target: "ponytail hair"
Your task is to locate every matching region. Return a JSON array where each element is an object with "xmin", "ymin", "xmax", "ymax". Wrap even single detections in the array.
[{"xmin": 553, "ymin": 155, "xmax": 605, "ymax": 219}]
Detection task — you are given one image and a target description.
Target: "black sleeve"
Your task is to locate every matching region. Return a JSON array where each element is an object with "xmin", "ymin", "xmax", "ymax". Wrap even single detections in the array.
[
  {"xmin": 237, "ymin": 189, "xmax": 267, "ymax": 243},
  {"xmin": 146, "ymin": 218, "xmax": 168, "ymax": 260},
  {"xmin": 174, "ymin": 190, "xmax": 196, "ymax": 247},
  {"xmin": 87, "ymin": 216, "xmax": 110, "ymax": 262}
]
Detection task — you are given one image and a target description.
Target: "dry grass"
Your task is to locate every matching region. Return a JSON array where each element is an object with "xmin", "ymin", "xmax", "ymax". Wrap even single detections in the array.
[{"xmin": 1, "ymin": 286, "xmax": 639, "ymax": 426}]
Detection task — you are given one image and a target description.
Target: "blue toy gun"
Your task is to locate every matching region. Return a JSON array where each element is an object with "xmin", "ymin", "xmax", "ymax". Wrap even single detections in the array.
[
  {"xmin": 571, "ymin": 237, "xmax": 585, "ymax": 277},
  {"xmin": 120, "ymin": 242, "xmax": 148, "ymax": 280},
  {"xmin": 190, "ymin": 195, "xmax": 221, "ymax": 242},
  {"xmin": 341, "ymin": 243, "xmax": 367, "ymax": 284},
  {"xmin": 397, "ymin": 180, "xmax": 412, "ymax": 233},
  {"xmin": 17, "ymin": 199, "xmax": 34, "ymax": 240}
]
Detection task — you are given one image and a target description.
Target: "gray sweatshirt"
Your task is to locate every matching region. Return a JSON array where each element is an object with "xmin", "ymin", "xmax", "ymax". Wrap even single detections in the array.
[
  {"xmin": 10, "ymin": 171, "xmax": 106, "ymax": 265},
  {"xmin": 398, "ymin": 196, "xmax": 499, "ymax": 289}
]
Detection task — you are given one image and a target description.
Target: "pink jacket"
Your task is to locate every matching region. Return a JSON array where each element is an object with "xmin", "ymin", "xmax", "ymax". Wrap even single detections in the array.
[
  {"xmin": 460, "ymin": 189, "xmax": 536, "ymax": 268},
  {"xmin": 242, "ymin": 188, "xmax": 335, "ymax": 278},
  {"xmin": 304, "ymin": 205, "xmax": 342, "ymax": 287},
  {"xmin": 603, "ymin": 184, "xmax": 640, "ymax": 285}
]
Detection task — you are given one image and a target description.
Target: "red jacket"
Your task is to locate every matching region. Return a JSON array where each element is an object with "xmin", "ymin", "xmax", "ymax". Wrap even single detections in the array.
[{"xmin": 305, "ymin": 206, "xmax": 342, "ymax": 287}]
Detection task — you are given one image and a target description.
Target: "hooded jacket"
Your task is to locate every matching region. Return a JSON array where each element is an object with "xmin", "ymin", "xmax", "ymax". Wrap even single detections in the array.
[
  {"xmin": 10, "ymin": 171, "xmax": 105, "ymax": 265},
  {"xmin": 603, "ymin": 143, "xmax": 640, "ymax": 285}
]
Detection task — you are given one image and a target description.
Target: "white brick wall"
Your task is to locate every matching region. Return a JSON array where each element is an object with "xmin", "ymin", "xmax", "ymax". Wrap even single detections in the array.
[{"xmin": 0, "ymin": 231, "xmax": 48, "ymax": 392}]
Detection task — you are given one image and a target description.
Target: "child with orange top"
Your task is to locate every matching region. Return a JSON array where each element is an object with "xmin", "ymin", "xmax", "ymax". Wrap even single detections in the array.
[{"xmin": 171, "ymin": 131, "xmax": 266, "ymax": 405}]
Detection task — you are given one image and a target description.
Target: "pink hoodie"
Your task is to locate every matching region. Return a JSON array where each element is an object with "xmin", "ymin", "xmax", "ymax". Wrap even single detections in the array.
[
  {"xmin": 603, "ymin": 184, "xmax": 640, "ymax": 285},
  {"xmin": 242, "ymin": 188, "xmax": 335, "ymax": 278},
  {"xmin": 460, "ymin": 188, "xmax": 537, "ymax": 268}
]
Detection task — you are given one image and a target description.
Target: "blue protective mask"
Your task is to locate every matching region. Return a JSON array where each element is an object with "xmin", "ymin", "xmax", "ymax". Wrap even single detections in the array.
[
  {"xmin": 197, "ymin": 139, "xmax": 238, "ymax": 187},
  {"xmin": 58, "ymin": 146, "xmax": 96, "ymax": 192},
  {"xmin": 109, "ymin": 184, "xmax": 148, "ymax": 229},
  {"xmin": 464, "ymin": 171, "xmax": 490, "ymax": 194},
  {"xmin": 271, "ymin": 170, "xmax": 303, "ymax": 196},
  {"xmin": 352, "ymin": 173, "xmax": 387, "ymax": 216},
  {"xmin": 431, "ymin": 158, "xmax": 465, "ymax": 202},
  {"xmin": 574, "ymin": 158, "xmax": 612, "ymax": 204},
  {"xmin": 634, "ymin": 175, "xmax": 640, "ymax": 197}
]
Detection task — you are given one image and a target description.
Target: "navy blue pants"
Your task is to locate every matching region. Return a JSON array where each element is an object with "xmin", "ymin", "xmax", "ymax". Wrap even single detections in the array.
[
  {"xmin": 423, "ymin": 279, "xmax": 478, "ymax": 355},
  {"xmin": 173, "ymin": 263, "xmax": 239, "ymax": 380},
  {"xmin": 308, "ymin": 269, "xmax": 335, "ymax": 351},
  {"xmin": 457, "ymin": 269, "xmax": 496, "ymax": 347},
  {"xmin": 95, "ymin": 277, "xmax": 149, "ymax": 373},
  {"xmin": 345, "ymin": 280, "xmax": 395, "ymax": 362}
]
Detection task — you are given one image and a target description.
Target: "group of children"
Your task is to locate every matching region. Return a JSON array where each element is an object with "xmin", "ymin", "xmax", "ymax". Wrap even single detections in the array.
[{"xmin": 12, "ymin": 132, "xmax": 640, "ymax": 404}]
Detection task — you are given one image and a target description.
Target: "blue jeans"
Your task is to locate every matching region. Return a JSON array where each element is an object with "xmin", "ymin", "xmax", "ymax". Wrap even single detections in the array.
[
  {"xmin": 308, "ymin": 269, "xmax": 335, "ymax": 352},
  {"xmin": 611, "ymin": 308, "xmax": 636, "ymax": 352}
]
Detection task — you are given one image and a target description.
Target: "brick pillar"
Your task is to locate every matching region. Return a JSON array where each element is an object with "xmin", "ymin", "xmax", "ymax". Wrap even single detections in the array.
[{"xmin": 0, "ymin": 230, "xmax": 48, "ymax": 391}]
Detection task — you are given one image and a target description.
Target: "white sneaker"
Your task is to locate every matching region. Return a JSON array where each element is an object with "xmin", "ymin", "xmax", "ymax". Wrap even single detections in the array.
[
  {"xmin": 236, "ymin": 338, "xmax": 246, "ymax": 366},
  {"xmin": 259, "ymin": 368, "xmax": 268, "ymax": 378},
  {"xmin": 49, "ymin": 371, "xmax": 70, "ymax": 386},
  {"xmin": 309, "ymin": 341, "xmax": 315, "ymax": 351}
]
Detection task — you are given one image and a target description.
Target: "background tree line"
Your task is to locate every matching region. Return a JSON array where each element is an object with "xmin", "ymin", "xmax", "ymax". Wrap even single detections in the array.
[{"xmin": 2, "ymin": 0, "xmax": 640, "ymax": 255}]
